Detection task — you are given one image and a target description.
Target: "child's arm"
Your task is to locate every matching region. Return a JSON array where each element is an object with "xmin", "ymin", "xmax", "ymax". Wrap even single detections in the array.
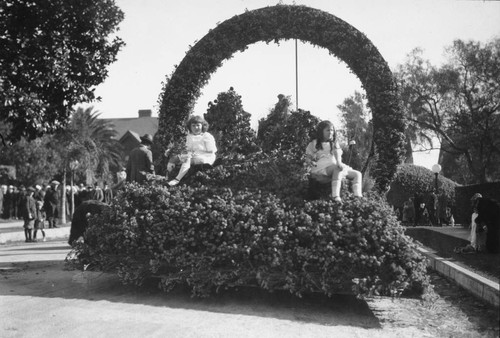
[{"xmin": 203, "ymin": 133, "xmax": 217, "ymax": 154}]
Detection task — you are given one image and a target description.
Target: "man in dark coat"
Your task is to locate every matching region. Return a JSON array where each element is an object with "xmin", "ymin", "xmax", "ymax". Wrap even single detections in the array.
[
  {"xmin": 44, "ymin": 180, "xmax": 60, "ymax": 228},
  {"xmin": 126, "ymin": 134, "xmax": 155, "ymax": 183},
  {"xmin": 103, "ymin": 182, "xmax": 113, "ymax": 204}
]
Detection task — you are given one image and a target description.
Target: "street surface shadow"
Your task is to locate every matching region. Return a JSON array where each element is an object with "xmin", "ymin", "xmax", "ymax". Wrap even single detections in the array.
[{"xmin": 0, "ymin": 259, "xmax": 380, "ymax": 329}]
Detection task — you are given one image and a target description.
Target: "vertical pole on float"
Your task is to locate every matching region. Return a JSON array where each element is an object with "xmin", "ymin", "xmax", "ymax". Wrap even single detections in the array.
[{"xmin": 295, "ymin": 39, "xmax": 299, "ymax": 110}]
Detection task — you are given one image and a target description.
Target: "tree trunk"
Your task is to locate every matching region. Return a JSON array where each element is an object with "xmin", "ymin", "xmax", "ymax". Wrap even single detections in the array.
[
  {"xmin": 362, "ymin": 140, "xmax": 375, "ymax": 176},
  {"xmin": 86, "ymin": 168, "xmax": 93, "ymax": 186},
  {"xmin": 404, "ymin": 132, "xmax": 414, "ymax": 164}
]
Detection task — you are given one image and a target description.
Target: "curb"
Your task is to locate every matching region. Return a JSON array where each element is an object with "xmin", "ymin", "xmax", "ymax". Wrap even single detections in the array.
[
  {"xmin": 0, "ymin": 227, "xmax": 70, "ymax": 245},
  {"xmin": 418, "ymin": 246, "xmax": 499, "ymax": 308}
]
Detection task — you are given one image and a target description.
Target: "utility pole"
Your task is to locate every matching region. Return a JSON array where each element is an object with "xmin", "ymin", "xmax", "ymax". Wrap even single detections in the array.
[{"xmin": 295, "ymin": 39, "xmax": 299, "ymax": 110}]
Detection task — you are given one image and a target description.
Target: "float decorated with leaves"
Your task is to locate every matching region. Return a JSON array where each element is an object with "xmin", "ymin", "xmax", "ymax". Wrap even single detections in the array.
[
  {"xmin": 69, "ymin": 5, "xmax": 430, "ymax": 299},
  {"xmin": 156, "ymin": 4, "xmax": 405, "ymax": 192}
]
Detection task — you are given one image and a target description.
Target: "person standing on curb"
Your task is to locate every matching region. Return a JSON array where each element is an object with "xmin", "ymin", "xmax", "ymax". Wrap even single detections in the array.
[
  {"xmin": 44, "ymin": 180, "xmax": 60, "ymax": 228},
  {"xmin": 22, "ymin": 187, "xmax": 37, "ymax": 243},
  {"xmin": 473, "ymin": 193, "xmax": 500, "ymax": 254}
]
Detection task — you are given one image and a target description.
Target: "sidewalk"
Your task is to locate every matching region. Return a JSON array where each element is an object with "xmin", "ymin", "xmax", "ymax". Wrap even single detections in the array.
[
  {"xmin": 406, "ymin": 225, "xmax": 499, "ymax": 308},
  {"xmin": 0, "ymin": 219, "xmax": 71, "ymax": 244}
]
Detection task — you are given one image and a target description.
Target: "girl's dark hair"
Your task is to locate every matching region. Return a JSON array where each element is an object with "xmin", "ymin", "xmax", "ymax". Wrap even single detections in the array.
[
  {"xmin": 315, "ymin": 120, "xmax": 336, "ymax": 153},
  {"xmin": 186, "ymin": 115, "xmax": 209, "ymax": 133}
]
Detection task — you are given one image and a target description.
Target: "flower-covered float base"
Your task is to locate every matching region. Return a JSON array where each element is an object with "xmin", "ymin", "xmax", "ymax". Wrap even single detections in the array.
[{"xmin": 69, "ymin": 163, "xmax": 430, "ymax": 299}]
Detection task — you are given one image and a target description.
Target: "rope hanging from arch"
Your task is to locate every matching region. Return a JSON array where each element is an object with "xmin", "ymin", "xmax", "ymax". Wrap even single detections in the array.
[{"xmin": 156, "ymin": 4, "xmax": 406, "ymax": 192}]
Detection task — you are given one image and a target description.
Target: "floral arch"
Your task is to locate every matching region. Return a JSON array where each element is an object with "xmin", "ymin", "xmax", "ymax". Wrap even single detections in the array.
[{"xmin": 156, "ymin": 4, "xmax": 405, "ymax": 192}]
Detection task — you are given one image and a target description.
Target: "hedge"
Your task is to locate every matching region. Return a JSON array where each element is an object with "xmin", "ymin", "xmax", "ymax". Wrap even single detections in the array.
[{"xmin": 387, "ymin": 164, "xmax": 459, "ymax": 209}]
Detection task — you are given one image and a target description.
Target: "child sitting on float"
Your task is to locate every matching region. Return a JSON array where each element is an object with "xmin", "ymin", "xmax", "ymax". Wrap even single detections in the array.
[
  {"xmin": 305, "ymin": 120, "xmax": 362, "ymax": 202},
  {"xmin": 167, "ymin": 115, "xmax": 217, "ymax": 186}
]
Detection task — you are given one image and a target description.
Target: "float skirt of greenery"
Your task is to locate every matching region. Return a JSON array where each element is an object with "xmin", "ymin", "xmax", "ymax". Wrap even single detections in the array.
[{"xmin": 70, "ymin": 179, "xmax": 430, "ymax": 299}]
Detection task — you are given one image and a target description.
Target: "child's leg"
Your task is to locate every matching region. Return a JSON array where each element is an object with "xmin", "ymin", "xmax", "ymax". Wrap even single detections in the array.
[
  {"xmin": 24, "ymin": 228, "xmax": 29, "ymax": 241},
  {"xmin": 330, "ymin": 168, "xmax": 342, "ymax": 201},
  {"xmin": 174, "ymin": 159, "xmax": 192, "ymax": 181},
  {"xmin": 346, "ymin": 169, "xmax": 362, "ymax": 197},
  {"xmin": 33, "ymin": 229, "xmax": 38, "ymax": 240}
]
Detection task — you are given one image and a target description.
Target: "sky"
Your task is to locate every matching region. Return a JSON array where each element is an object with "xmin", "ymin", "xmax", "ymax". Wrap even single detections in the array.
[{"xmin": 87, "ymin": 0, "xmax": 500, "ymax": 169}]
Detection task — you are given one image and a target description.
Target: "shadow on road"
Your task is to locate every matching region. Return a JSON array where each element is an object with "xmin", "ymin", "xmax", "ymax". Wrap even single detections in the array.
[{"xmin": 0, "ymin": 242, "xmax": 381, "ymax": 329}]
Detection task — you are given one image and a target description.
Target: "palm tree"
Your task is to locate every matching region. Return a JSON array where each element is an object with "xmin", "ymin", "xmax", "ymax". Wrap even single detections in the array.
[
  {"xmin": 68, "ymin": 106, "xmax": 122, "ymax": 185},
  {"xmin": 53, "ymin": 106, "xmax": 122, "ymax": 224}
]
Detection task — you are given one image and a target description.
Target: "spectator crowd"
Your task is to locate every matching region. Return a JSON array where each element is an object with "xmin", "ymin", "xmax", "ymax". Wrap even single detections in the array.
[{"xmin": 0, "ymin": 181, "xmax": 115, "ymax": 242}]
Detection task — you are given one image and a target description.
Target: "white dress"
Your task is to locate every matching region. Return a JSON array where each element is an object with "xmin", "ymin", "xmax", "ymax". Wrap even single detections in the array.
[
  {"xmin": 305, "ymin": 140, "xmax": 350, "ymax": 176},
  {"xmin": 186, "ymin": 132, "xmax": 217, "ymax": 165}
]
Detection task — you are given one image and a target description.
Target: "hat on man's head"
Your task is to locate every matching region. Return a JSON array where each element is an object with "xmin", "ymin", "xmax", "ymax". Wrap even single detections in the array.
[
  {"xmin": 140, "ymin": 134, "xmax": 153, "ymax": 145},
  {"xmin": 471, "ymin": 193, "xmax": 482, "ymax": 201},
  {"xmin": 35, "ymin": 185, "xmax": 42, "ymax": 190},
  {"xmin": 51, "ymin": 180, "xmax": 60, "ymax": 185}
]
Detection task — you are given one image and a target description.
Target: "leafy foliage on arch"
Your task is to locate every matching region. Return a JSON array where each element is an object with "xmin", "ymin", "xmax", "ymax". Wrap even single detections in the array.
[{"xmin": 156, "ymin": 4, "xmax": 405, "ymax": 192}]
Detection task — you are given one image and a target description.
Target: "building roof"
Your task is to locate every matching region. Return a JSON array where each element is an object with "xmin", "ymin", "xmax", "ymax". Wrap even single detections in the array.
[
  {"xmin": 101, "ymin": 110, "xmax": 158, "ymax": 140},
  {"xmin": 119, "ymin": 130, "xmax": 141, "ymax": 143}
]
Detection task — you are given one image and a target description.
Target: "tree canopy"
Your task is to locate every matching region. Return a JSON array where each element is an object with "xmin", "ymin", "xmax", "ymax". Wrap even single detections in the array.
[
  {"xmin": 395, "ymin": 38, "xmax": 500, "ymax": 184},
  {"xmin": 337, "ymin": 91, "xmax": 374, "ymax": 173},
  {"xmin": 0, "ymin": 0, "xmax": 125, "ymax": 142}
]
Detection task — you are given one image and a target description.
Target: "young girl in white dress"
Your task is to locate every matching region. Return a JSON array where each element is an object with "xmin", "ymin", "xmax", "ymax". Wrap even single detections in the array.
[
  {"xmin": 305, "ymin": 120, "xmax": 362, "ymax": 202},
  {"xmin": 167, "ymin": 115, "xmax": 217, "ymax": 186}
]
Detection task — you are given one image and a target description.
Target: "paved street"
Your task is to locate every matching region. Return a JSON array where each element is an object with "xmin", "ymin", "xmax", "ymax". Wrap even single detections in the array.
[
  {"xmin": 1, "ymin": 240, "xmax": 498, "ymax": 337},
  {"xmin": 0, "ymin": 240, "xmax": 437, "ymax": 338}
]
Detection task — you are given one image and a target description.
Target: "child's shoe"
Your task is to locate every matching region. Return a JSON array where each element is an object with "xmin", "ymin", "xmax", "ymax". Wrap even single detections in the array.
[{"xmin": 168, "ymin": 179, "xmax": 180, "ymax": 187}]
